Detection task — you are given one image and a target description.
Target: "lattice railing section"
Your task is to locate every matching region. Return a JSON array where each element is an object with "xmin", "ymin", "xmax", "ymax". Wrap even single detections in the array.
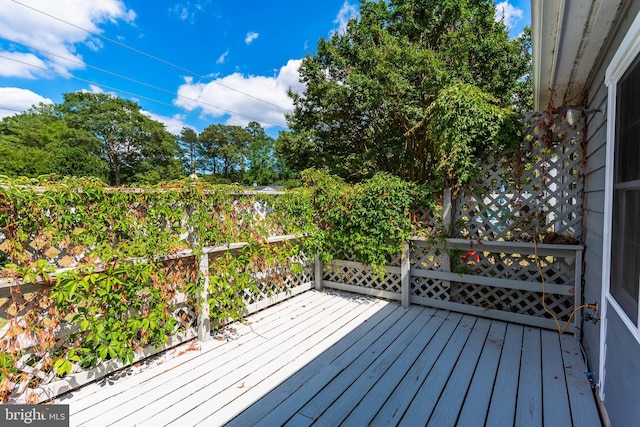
[
  {"xmin": 448, "ymin": 250, "xmax": 575, "ymax": 321},
  {"xmin": 323, "ymin": 261, "xmax": 402, "ymax": 295},
  {"xmin": 410, "ymin": 241, "xmax": 450, "ymax": 301},
  {"xmin": 242, "ymin": 254, "xmax": 314, "ymax": 307},
  {"xmin": 454, "ymin": 110, "xmax": 584, "ymax": 242},
  {"xmin": 408, "ymin": 238, "xmax": 582, "ymax": 330}
]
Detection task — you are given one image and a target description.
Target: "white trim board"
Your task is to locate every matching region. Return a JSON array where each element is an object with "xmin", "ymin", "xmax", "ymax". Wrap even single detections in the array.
[{"xmin": 600, "ymin": 7, "xmax": 640, "ymax": 401}]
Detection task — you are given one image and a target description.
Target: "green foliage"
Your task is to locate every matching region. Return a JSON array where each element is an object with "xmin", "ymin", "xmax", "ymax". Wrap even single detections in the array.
[
  {"xmin": 0, "ymin": 176, "xmax": 317, "ymax": 400},
  {"xmin": 0, "ymin": 103, "xmax": 109, "ymax": 181},
  {"xmin": 282, "ymin": 0, "xmax": 530, "ymax": 184},
  {"xmin": 419, "ymin": 83, "xmax": 522, "ymax": 190},
  {"xmin": 58, "ymin": 92, "xmax": 183, "ymax": 186},
  {"xmin": 301, "ymin": 169, "xmax": 417, "ymax": 274}
]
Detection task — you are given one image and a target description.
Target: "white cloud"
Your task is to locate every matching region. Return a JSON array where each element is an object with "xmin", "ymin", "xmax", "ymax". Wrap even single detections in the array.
[
  {"xmin": 216, "ymin": 50, "xmax": 229, "ymax": 64},
  {"xmin": 0, "ymin": 87, "xmax": 53, "ymax": 118},
  {"xmin": 169, "ymin": 1, "xmax": 210, "ymax": 23},
  {"xmin": 0, "ymin": 0, "xmax": 136, "ymax": 78},
  {"xmin": 331, "ymin": 1, "xmax": 359, "ymax": 36},
  {"xmin": 494, "ymin": 1, "xmax": 523, "ymax": 30},
  {"xmin": 174, "ymin": 59, "xmax": 304, "ymax": 129},
  {"xmin": 80, "ymin": 84, "xmax": 117, "ymax": 97},
  {"xmin": 143, "ymin": 111, "xmax": 190, "ymax": 135},
  {"xmin": 245, "ymin": 32, "xmax": 259, "ymax": 45}
]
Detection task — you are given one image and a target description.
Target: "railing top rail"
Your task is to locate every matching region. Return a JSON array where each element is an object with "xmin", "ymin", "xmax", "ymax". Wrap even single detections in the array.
[{"xmin": 411, "ymin": 237, "xmax": 583, "ymax": 254}]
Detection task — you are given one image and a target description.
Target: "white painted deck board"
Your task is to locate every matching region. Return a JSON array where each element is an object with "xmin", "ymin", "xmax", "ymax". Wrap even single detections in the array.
[
  {"xmin": 559, "ymin": 334, "xmax": 602, "ymax": 427},
  {"xmin": 312, "ymin": 307, "xmax": 440, "ymax": 426},
  {"xmin": 485, "ymin": 322, "xmax": 524, "ymax": 426},
  {"xmin": 225, "ymin": 302, "xmax": 406, "ymax": 427},
  {"xmin": 123, "ymin": 293, "xmax": 361, "ymax": 426},
  {"xmin": 55, "ymin": 290, "xmax": 601, "ymax": 427},
  {"xmin": 427, "ymin": 315, "xmax": 492, "ymax": 426},
  {"xmin": 397, "ymin": 314, "xmax": 478, "ymax": 425},
  {"xmin": 60, "ymin": 289, "xmax": 322, "ymax": 412},
  {"xmin": 339, "ymin": 309, "xmax": 447, "ymax": 426},
  {"xmin": 541, "ymin": 329, "xmax": 573, "ymax": 427},
  {"xmin": 369, "ymin": 311, "xmax": 464, "ymax": 426},
  {"xmin": 516, "ymin": 327, "xmax": 543, "ymax": 426},
  {"xmin": 293, "ymin": 306, "xmax": 426, "ymax": 425},
  {"xmin": 455, "ymin": 320, "xmax": 507, "ymax": 427}
]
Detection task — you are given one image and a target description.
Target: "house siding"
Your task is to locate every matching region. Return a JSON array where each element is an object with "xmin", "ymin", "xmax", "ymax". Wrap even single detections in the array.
[
  {"xmin": 602, "ymin": 310, "xmax": 640, "ymax": 426},
  {"xmin": 582, "ymin": 1, "xmax": 640, "ymax": 423}
]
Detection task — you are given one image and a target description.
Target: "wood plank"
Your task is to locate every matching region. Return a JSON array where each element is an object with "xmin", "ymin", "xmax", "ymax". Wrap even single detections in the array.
[
  {"xmin": 135, "ymin": 294, "xmax": 370, "ymax": 426},
  {"xmin": 397, "ymin": 315, "xmax": 478, "ymax": 425},
  {"xmin": 559, "ymin": 334, "xmax": 602, "ymax": 427},
  {"xmin": 64, "ymin": 289, "xmax": 326, "ymax": 412},
  {"xmin": 410, "ymin": 268, "xmax": 573, "ymax": 296},
  {"xmin": 72, "ymin": 291, "xmax": 353, "ymax": 426},
  {"xmin": 49, "ymin": 291, "xmax": 600, "ymax": 427},
  {"xmin": 340, "ymin": 310, "xmax": 447, "ymax": 426},
  {"xmin": 369, "ymin": 311, "xmax": 464, "ymax": 426},
  {"xmin": 541, "ymin": 330, "xmax": 572, "ymax": 427},
  {"xmin": 427, "ymin": 317, "xmax": 492, "ymax": 426},
  {"xmin": 185, "ymin": 298, "xmax": 393, "ymax": 425},
  {"xmin": 485, "ymin": 323, "xmax": 524, "ymax": 426},
  {"xmin": 292, "ymin": 306, "xmax": 427, "ymax": 424},
  {"xmin": 410, "ymin": 294, "xmax": 572, "ymax": 332},
  {"xmin": 456, "ymin": 320, "xmax": 508, "ymax": 427},
  {"xmin": 237, "ymin": 304, "xmax": 411, "ymax": 427},
  {"xmin": 323, "ymin": 281, "xmax": 401, "ymax": 301},
  {"xmin": 412, "ymin": 237, "xmax": 584, "ymax": 257},
  {"xmin": 326, "ymin": 259, "xmax": 402, "ymax": 275},
  {"xmin": 313, "ymin": 307, "xmax": 442, "ymax": 426},
  {"xmin": 515, "ymin": 327, "xmax": 543, "ymax": 426},
  {"xmin": 223, "ymin": 302, "xmax": 402, "ymax": 427}
]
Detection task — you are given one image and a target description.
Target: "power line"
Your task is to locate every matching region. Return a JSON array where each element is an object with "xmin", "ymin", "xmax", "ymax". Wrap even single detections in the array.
[
  {"xmin": 0, "ymin": 54, "xmax": 283, "ymax": 127},
  {"xmin": 0, "ymin": 106, "xmax": 25, "ymax": 113},
  {"xmin": 0, "ymin": 36, "xmax": 283, "ymax": 126},
  {"xmin": 9, "ymin": 0, "xmax": 294, "ymax": 114}
]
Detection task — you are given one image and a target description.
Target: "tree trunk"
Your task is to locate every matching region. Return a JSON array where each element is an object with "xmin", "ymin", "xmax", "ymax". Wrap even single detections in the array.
[{"xmin": 114, "ymin": 154, "xmax": 121, "ymax": 186}]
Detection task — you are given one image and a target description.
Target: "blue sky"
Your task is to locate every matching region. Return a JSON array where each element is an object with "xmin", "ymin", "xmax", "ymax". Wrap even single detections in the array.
[{"xmin": 0, "ymin": 0, "xmax": 531, "ymax": 137}]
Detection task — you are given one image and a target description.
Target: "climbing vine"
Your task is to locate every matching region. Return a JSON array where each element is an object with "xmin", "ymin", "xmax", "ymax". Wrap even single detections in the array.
[{"xmin": 0, "ymin": 175, "xmax": 313, "ymax": 401}]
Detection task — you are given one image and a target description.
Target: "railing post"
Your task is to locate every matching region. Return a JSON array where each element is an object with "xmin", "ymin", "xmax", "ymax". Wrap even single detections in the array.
[
  {"xmin": 314, "ymin": 254, "xmax": 323, "ymax": 290},
  {"xmin": 442, "ymin": 188, "xmax": 453, "ymax": 299},
  {"xmin": 574, "ymin": 248, "xmax": 584, "ymax": 338},
  {"xmin": 401, "ymin": 242, "xmax": 410, "ymax": 308},
  {"xmin": 197, "ymin": 253, "xmax": 211, "ymax": 342}
]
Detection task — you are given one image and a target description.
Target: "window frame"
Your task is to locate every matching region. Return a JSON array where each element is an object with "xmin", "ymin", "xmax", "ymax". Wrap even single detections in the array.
[{"xmin": 604, "ymin": 10, "xmax": 640, "ymax": 345}]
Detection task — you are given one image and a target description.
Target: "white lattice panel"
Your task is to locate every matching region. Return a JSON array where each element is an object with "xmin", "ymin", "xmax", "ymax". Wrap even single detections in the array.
[
  {"xmin": 243, "ymin": 255, "xmax": 313, "ymax": 306},
  {"xmin": 454, "ymin": 110, "xmax": 584, "ymax": 242},
  {"xmin": 323, "ymin": 262, "xmax": 401, "ymax": 294},
  {"xmin": 410, "ymin": 243, "xmax": 450, "ymax": 300}
]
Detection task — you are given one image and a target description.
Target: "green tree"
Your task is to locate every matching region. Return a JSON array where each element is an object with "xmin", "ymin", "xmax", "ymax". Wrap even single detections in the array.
[
  {"xmin": 283, "ymin": 0, "xmax": 530, "ymax": 186},
  {"xmin": 58, "ymin": 92, "xmax": 182, "ymax": 185},
  {"xmin": 0, "ymin": 103, "xmax": 108, "ymax": 180},
  {"xmin": 178, "ymin": 127, "xmax": 199, "ymax": 175},
  {"xmin": 244, "ymin": 121, "xmax": 277, "ymax": 185},
  {"xmin": 198, "ymin": 124, "xmax": 250, "ymax": 181}
]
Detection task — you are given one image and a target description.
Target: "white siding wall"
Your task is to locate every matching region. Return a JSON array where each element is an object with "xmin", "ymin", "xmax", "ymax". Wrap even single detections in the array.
[{"xmin": 583, "ymin": 2, "xmax": 640, "ymax": 424}]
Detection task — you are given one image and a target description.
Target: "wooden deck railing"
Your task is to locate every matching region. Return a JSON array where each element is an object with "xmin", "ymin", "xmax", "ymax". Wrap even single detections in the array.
[
  {"xmin": 321, "ymin": 238, "xmax": 583, "ymax": 332},
  {"xmin": 0, "ymin": 234, "xmax": 313, "ymax": 403}
]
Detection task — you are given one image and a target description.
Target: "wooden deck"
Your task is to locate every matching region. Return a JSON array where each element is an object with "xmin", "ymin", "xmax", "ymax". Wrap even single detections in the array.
[{"xmin": 56, "ymin": 290, "xmax": 601, "ymax": 426}]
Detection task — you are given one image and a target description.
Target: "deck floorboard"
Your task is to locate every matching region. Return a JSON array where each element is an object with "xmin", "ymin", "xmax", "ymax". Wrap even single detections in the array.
[{"xmin": 55, "ymin": 290, "xmax": 601, "ymax": 427}]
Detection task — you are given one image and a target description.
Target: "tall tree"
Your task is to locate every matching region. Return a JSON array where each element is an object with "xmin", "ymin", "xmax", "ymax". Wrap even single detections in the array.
[
  {"xmin": 0, "ymin": 103, "xmax": 108, "ymax": 180},
  {"xmin": 58, "ymin": 92, "xmax": 182, "ymax": 185},
  {"xmin": 178, "ymin": 127, "xmax": 199, "ymax": 175},
  {"xmin": 283, "ymin": 0, "xmax": 530, "ymax": 185},
  {"xmin": 244, "ymin": 121, "xmax": 277, "ymax": 185},
  {"xmin": 198, "ymin": 124, "xmax": 250, "ymax": 180}
]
